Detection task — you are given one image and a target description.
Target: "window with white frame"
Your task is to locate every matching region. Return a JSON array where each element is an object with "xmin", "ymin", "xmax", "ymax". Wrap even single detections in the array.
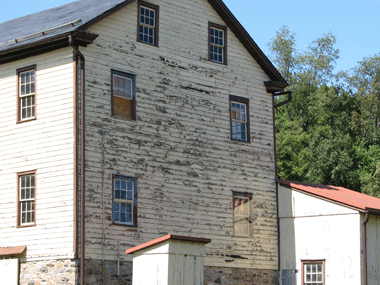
[
  {"xmin": 113, "ymin": 176, "xmax": 137, "ymax": 226},
  {"xmin": 230, "ymin": 96, "xmax": 250, "ymax": 142},
  {"xmin": 209, "ymin": 23, "xmax": 227, "ymax": 64},
  {"xmin": 18, "ymin": 66, "xmax": 36, "ymax": 122},
  {"xmin": 18, "ymin": 171, "xmax": 36, "ymax": 227},
  {"xmin": 302, "ymin": 260, "xmax": 325, "ymax": 285},
  {"xmin": 233, "ymin": 192, "xmax": 252, "ymax": 236},
  {"xmin": 138, "ymin": 1, "xmax": 159, "ymax": 46},
  {"xmin": 112, "ymin": 70, "xmax": 136, "ymax": 120}
]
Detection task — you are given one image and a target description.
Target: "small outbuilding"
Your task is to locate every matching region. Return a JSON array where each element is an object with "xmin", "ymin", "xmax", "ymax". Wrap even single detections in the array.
[
  {"xmin": 278, "ymin": 179, "xmax": 380, "ymax": 285},
  {"xmin": 125, "ymin": 234, "xmax": 211, "ymax": 285}
]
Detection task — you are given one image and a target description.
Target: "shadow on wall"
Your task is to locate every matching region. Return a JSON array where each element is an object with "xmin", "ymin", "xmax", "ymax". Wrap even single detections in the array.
[{"xmin": 278, "ymin": 185, "xmax": 297, "ymax": 285}]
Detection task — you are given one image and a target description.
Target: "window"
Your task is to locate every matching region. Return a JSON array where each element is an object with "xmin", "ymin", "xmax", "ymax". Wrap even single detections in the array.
[
  {"xmin": 17, "ymin": 65, "xmax": 36, "ymax": 122},
  {"xmin": 138, "ymin": 1, "xmax": 159, "ymax": 46},
  {"xmin": 302, "ymin": 260, "xmax": 325, "ymax": 285},
  {"xmin": 111, "ymin": 70, "xmax": 136, "ymax": 120},
  {"xmin": 17, "ymin": 171, "xmax": 36, "ymax": 227},
  {"xmin": 113, "ymin": 176, "xmax": 137, "ymax": 226},
  {"xmin": 209, "ymin": 22, "xmax": 227, "ymax": 64},
  {"xmin": 233, "ymin": 192, "xmax": 252, "ymax": 236},
  {"xmin": 230, "ymin": 95, "xmax": 250, "ymax": 142}
]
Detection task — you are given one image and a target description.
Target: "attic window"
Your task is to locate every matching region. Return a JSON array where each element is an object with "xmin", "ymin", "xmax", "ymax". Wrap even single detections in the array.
[
  {"xmin": 112, "ymin": 70, "xmax": 136, "ymax": 120},
  {"xmin": 138, "ymin": 1, "xmax": 159, "ymax": 46},
  {"xmin": 209, "ymin": 22, "xmax": 227, "ymax": 64}
]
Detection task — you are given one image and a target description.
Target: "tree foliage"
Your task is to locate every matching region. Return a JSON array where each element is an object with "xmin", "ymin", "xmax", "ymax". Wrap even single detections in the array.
[{"xmin": 270, "ymin": 26, "xmax": 380, "ymax": 196}]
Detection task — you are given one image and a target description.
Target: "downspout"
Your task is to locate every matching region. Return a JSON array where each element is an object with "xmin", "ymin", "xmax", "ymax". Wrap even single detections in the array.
[
  {"xmin": 272, "ymin": 89, "xmax": 292, "ymax": 280},
  {"xmin": 69, "ymin": 34, "xmax": 86, "ymax": 285},
  {"xmin": 362, "ymin": 212, "xmax": 370, "ymax": 285}
]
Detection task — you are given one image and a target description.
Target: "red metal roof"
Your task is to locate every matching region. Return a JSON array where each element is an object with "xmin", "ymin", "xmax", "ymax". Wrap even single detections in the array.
[
  {"xmin": 278, "ymin": 179, "xmax": 380, "ymax": 213},
  {"xmin": 125, "ymin": 234, "xmax": 212, "ymax": 255},
  {"xmin": 0, "ymin": 246, "xmax": 26, "ymax": 256}
]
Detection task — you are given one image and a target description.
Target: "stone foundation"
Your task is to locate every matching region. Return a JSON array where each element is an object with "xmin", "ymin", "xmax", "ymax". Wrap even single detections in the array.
[
  {"xmin": 19, "ymin": 260, "xmax": 276, "ymax": 285},
  {"xmin": 20, "ymin": 259, "xmax": 78, "ymax": 285},
  {"xmin": 204, "ymin": 266, "xmax": 279, "ymax": 285},
  {"xmin": 85, "ymin": 259, "xmax": 132, "ymax": 285}
]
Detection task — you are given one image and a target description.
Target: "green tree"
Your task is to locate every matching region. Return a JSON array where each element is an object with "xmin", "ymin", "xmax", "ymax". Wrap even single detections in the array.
[
  {"xmin": 349, "ymin": 54, "xmax": 380, "ymax": 145},
  {"xmin": 267, "ymin": 26, "xmax": 297, "ymax": 84},
  {"xmin": 270, "ymin": 27, "xmax": 380, "ymax": 195}
]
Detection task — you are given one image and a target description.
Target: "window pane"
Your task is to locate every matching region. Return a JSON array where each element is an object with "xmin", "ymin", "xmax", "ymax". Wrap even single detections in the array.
[
  {"xmin": 113, "ymin": 202, "xmax": 120, "ymax": 221},
  {"xmin": 115, "ymin": 179, "xmax": 120, "ymax": 189},
  {"xmin": 127, "ymin": 181, "xmax": 133, "ymax": 190},
  {"xmin": 312, "ymin": 265, "xmax": 316, "ymax": 273}
]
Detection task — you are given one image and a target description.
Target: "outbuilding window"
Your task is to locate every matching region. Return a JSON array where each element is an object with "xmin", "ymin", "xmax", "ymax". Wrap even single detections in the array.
[{"xmin": 302, "ymin": 260, "xmax": 325, "ymax": 285}]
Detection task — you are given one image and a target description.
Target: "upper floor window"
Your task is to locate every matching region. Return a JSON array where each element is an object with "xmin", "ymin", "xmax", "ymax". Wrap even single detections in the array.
[
  {"xmin": 111, "ymin": 70, "xmax": 136, "ymax": 120},
  {"xmin": 113, "ymin": 175, "xmax": 137, "ymax": 226},
  {"xmin": 302, "ymin": 260, "xmax": 325, "ymax": 285},
  {"xmin": 17, "ymin": 65, "xmax": 36, "ymax": 122},
  {"xmin": 138, "ymin": 1, "xmax": 159, "ymax": 46},
  {"xmin": 209, "ymin": 22, "xmax": 227, "ymax": 64},
  {"xmin": 18, "ymin": 171, "xmax": 36, "ymax": 227},
  {"xmin": 230, "ymin": 95, "xmax": 250, "ymax": 142},
  {"xmin": 233, "ymin": 192, "xmax": 252, "ymax": 237}
]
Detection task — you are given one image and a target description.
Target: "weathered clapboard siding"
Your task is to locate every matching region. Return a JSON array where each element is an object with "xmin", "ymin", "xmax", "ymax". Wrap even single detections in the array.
[
  {"xmin": 80, "ymin": 0, "xmax": 278, "ymax": 270},
  {"xmin": 0, "ymin": 48, "xmax": 76, "ymax": 260}
]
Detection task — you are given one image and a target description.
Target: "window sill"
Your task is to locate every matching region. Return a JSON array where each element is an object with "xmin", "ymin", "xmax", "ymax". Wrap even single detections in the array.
[
  {"xmin": 17, "ymin": 117, "xmax": 36, "ymax": 124},
  {"xmin": 232, "ymin": 235, "xmax": 254, "ymax": 238},
  {"xmin": 231, "ymin": 139, "xmax": 251, "ymax": 144},
  {"xmin": 111, "ymin": 116, "xmax": 137, "ymax": 123},
  {"xmin": 17, "ymin": 223, "xmax": 36, "ymax": 228},
  {"xmin": 137, "ymin": 40, "xmax": 159, "ymax": 48},
  {"xmin": 208, "ymin": 59, "xmax": 227, "ymax": 66},
  {"xmin": 112, "ymin": 222, "xmax": 138, "ymax": 228}
]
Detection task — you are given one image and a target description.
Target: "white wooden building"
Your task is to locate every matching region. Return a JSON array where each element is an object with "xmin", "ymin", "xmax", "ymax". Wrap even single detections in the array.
[
  {"xmin": 0, "ymin": 0, "xmax": 288, "ymax": 284},
  {"xmin": 278, "ymin": 179, "xmax": 380, "ymax": 285}
]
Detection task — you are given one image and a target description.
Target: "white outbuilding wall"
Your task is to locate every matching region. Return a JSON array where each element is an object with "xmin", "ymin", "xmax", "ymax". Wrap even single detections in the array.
[
  {"xmin": 366, "ymin": 215, "xmax": 380, "ymax": 285},
  {"xmin": 278, "ymin": 184, "xmax": 362, "ymax": 285}
]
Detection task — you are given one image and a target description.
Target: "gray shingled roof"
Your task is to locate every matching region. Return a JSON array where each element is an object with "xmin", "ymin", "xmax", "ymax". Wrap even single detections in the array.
[
  {"xmin": 0, "ymin": 0, "xmax": 287, "ymax": 84},
  {"xmin": 0, "ymin": 0, "xmax": 126, "ymax": 53}
]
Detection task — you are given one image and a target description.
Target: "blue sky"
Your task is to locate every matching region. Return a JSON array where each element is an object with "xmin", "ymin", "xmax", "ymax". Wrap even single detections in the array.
[{"xmin": 1, "ymin": 0, "xmax": 379, "ymax": 73}]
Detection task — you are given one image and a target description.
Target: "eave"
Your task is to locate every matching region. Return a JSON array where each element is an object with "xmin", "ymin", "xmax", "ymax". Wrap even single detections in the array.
[
  {"xmin": 278, "ymin": 179, "xmax": 380, "ymax": 215},
  {"xmin": 0, "ymin": 31, "xmax": 98, "ymax": 65}
]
